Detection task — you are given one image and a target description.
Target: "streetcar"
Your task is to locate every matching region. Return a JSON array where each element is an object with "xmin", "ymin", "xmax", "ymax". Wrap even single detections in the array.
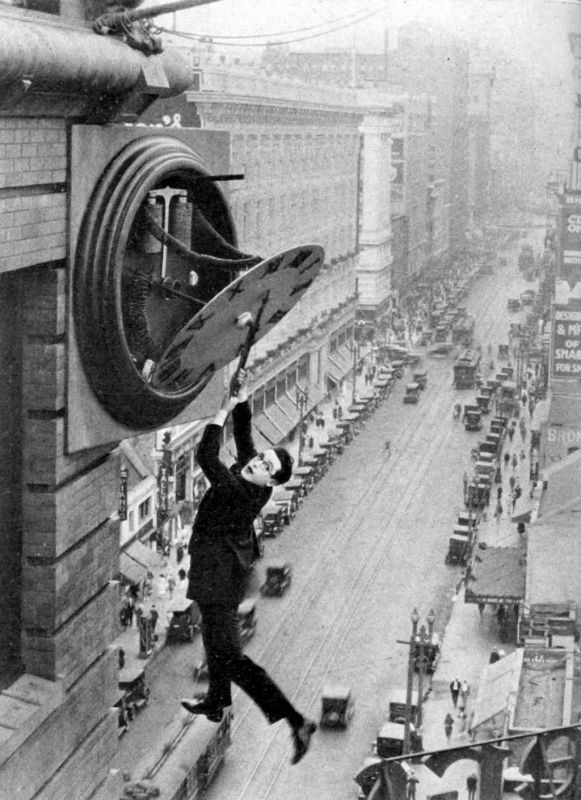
[
  {"xmin": 120, "ymin": 711, "xmax": 232, "ymax": 800},
  {"xmin": 453, "ymin": 349, "xmax": 481, "ymax": 389}
]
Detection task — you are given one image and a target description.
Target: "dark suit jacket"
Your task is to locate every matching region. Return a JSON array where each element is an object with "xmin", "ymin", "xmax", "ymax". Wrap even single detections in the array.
[{"xmin": 187, "ymin": 401, "xmax": 271, "ymax": 608}]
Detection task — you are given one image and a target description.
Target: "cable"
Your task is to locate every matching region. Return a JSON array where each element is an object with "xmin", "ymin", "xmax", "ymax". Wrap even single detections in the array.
[
  {"xmin": 160, "ymin": 5, "xmax": 388, "ymax": 47},
  {"xmin": 176, "ymin": 3, "xmax": 385, "ymax": 40}
]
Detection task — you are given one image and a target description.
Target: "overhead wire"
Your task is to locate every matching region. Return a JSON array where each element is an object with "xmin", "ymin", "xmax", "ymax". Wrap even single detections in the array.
[
  {"xmin": 171, "ymin": 4, "xmax": 385, "ymax": 40},
  {"xmin": 159, "ymin": 4, "xmax": 388, "ymax": 47}
]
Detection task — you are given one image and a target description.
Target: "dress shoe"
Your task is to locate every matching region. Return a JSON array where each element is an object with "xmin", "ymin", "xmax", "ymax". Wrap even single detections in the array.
[
  {"xmin": 291, "ymin": 719, "xmax": 317, "ymax": 765},
  {"xmin": 181, "ymin": 697, "xmax": 224, "ymax": 722}
]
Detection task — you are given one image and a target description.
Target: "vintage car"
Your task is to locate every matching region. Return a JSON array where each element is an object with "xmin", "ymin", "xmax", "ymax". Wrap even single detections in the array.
[
  {"xmin": 320, "ymin": 685, "xmax": 355, "ymax": 729},
  {"xmin": 507, "ymin": 298, "xmax": 521, "ymax": 311},
  {"xmin": 403, "ymin": 383, "xmax": 421, "ymax": 404},
  {"xmin": 464, "ymin": 405, "xmax": 483, "ymax": 431},
  {"xmin": 387, "ymin": 690, "xmax": 419, "ymax": 725},
  {"xmin": 446, "ymin": 532, "xmax": 470, "ymax": 566},
  {"xmin": 373, "ymin": 722, "xmax": 421, "ymax": 757},
  {"xmin": 520, "ymin": 289, "xmax": 535, "ymax": 306},
  {"xmin": 412, "ymin": 369, "xmax": 428, "ymax": 390},
  {"xmin": 167, "ymin": 597, "xmax": 200, "ymax": 643},
  {"xmin": 260, "ymin": 562, "xmax": 292, "ymax": 597},
  {"xmin": 115, "ymin": 666, "xmax": 150, "ymax": 732}
]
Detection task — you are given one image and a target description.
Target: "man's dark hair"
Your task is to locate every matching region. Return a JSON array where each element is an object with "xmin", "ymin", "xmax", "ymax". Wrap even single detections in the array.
[{"xmin": 273, "ymin": 447, "xmax": 294, "ymax": 485}]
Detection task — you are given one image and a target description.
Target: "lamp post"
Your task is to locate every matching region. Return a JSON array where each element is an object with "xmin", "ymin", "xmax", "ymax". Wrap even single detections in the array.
[
  {"xmin": 404, "ymin": 608, "xmax": 419, "ymax": 754},
  {"xmin": 415, "ymin": 609, "xmax": 435, "ymax": 731},
  {"xmin": 295, "ymin": 385, "xmax": 308, "ymax": 465}
]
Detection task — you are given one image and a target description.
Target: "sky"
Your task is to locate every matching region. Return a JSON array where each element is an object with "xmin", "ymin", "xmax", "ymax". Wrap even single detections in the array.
[{"xmin": 145, "ymin": 0, "xmax": 581, "ymax": 89}]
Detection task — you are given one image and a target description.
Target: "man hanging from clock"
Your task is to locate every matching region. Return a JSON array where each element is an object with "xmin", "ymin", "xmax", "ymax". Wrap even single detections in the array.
[{"xmin": 180, "ymin": 370, "xmax": 317, "ymax": 765}]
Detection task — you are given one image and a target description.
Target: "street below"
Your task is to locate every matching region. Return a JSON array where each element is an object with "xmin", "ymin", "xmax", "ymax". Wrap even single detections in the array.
[{"xmin": 110, "ymin": 232, "xmax": 541, "ymax": 800}]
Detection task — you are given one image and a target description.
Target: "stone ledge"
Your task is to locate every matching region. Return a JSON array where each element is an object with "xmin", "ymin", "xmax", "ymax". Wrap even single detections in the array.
[{"xmin": 0, "ymin": 673, "xmax": 64, "ymax": 766}]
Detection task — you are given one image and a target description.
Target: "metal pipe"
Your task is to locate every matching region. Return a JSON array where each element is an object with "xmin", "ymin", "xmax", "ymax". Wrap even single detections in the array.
[{"xmin": 104, "ymin": 0, "xmax": 221, "ymax": 24}]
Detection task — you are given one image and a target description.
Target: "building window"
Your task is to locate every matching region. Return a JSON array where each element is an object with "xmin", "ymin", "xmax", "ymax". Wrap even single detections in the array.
[
  {"xmin": 129, "ymin": 511, "xmax": 135, "ymax": 533},
  {"xmin": 138, "ymin": 498, "xmax": 151, "ymax": 523}
]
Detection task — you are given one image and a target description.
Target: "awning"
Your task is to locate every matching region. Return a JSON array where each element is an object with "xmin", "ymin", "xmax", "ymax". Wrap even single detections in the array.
[
  {"xmin": 126, "ymin": 540, "xmax": 164, "ymax": 572},
  {"xmin": 276, "ymin": 395, "xmax": 300, "ymax": 429},
  {"xmin": 470, "ymin": 650, "xmax": 521, "ymax": 734},
  {"xmin": 264, "ymin": 404, "xmax": 294, "ymax": 438},
  {"xmin": 327, "ymin": 364, "xmax": 344, "ymax": 384},
  {"xmin": 339, "ymin": 344, "xmax": 358, "ymax": 367},
  {"xmin": 253, "ymin": 413, "xmax": 282, "ymax": 445},
  {"xmin": 465, "ymin": 547, "xmax": 526, "ymax": 605},
  {"xmin": 511, "ymin": 503, "xmax": 534, "ymax": 524},
  {"xmin": 118, "ymin": 552, "xmax": 147, "ymax": 585},
  {"xmin": 329, "ymin": 349, "xmax": 352, "ymax": 377},
  {"xmin": 252, "ymin": 428, "xmax": 274, "ymax": 452},
  {"xmin": 295, "ymin": 382, "xmax": 326, "ymax": 414}
]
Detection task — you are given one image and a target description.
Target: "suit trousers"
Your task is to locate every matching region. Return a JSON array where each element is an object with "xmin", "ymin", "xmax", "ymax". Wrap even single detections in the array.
[{"xmin": 199, "ymin": 603, "xmax": 299, "ymax": 726}]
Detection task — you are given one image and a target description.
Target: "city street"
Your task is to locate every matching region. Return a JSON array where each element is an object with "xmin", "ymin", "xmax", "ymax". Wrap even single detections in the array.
[{"xmin": 108, "ymin": 235, "xmax": 540, "ymax": 799}]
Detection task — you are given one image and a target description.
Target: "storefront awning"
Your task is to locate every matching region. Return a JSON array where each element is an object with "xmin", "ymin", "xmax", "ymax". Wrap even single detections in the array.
[
  {"xmin": 252, "ymin": 428, "xmax": 275, "ymax": 452},
  {"xmin": 301, "ymin": 382, "xmax": 326, "ymax": 413},
  {"xmin": 275, "ymin": 395, "xmax": 300, "ymax": 427},
  {"xmin": 264, "ymin": 404, "xmax": 294, "ymax": 438},
  {"xmin": 465, "ymin": 547, "xmax": 526, "ymax": 605},
  {"xmin": 470, "ymin": 650, "xmax": 521, "ymax": 735},
  {"xmin": 118, "ymin": 552, "xmax": 147, "ymax": 586},
  {"xmin": 327, "ymin": 364, "xmax": 344, "ymax": 384},
  {"xmin": 253, "ymin": 413, "xmax": 282, "ymax": 445},
  {"xmin": 339, "ymin": 344, "xmax": 357, "ymax": 367},
  {"xmin": 511, "ymin": 503, "xmax": 534, "ymax": 524},
  {"xmin": 125, "ymin": 540, "xmax": 163, "ymax": 572},
  {"xmin": 329, "ymin": 350, "xmax": 352, "ymax": 377}
]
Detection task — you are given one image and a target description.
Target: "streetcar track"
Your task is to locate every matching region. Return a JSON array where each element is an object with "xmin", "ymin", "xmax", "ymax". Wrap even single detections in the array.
[
  {"xmin": 225, "ymin": 360, "xmax": 461, "ymax": 799},
  {"xmin": 212, "ymin": 262, "xmax": 526, "ymax": 798}
]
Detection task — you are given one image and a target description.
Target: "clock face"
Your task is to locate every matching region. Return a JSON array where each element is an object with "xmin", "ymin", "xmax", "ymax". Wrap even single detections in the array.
[
  {"xmin": 73, "ymin": 135, "xmax": 324, "ymax": 430},
  {"xmin": 151, "ymin": 245, "xmax": 324, "ymax": 392}
]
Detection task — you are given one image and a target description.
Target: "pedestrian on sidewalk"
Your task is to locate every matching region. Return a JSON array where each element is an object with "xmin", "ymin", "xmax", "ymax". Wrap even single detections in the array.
[
  {"xmin": 181, "ymin": 371, "xmax": 316, "ymax": 766},
  {"xmin": 509, "ymin": 474, "xmax": 516, "ymax": 493},
  {"xmin": 496, "ymin": 487, "xmax": 503, "ymax": 501},
  {"xmin": 503, "ymin": 451, "xmax": 510, "ymax": 468},
  {"xmin": 407, "ymin": 770, "xmax": 419, "ymax": 799},
  {"xmin": 511, "ymin": 453, "xmax": 518, "ymax": 471},
  {"xmin": 494, "ymin": 500, "xmax": 502, "ymax": 520},
  {"xmin": 450, "ymin": 678, "xmax": 461, "ymax": 707},
  {"xmin": 460, "ymin": 680, "xmax": 470, "ymax": 708},
  {"xmin": 167, "ymin": 574, "xmax": 176, "ymax": 600},
  {"xmin": 466, "ymin": 772, "xmax": 478, "ymax": 800},
  {"xmin": 444, "ymin": 712, "xmax": 454, "ymax": 740},
  {"xmin": 478, "ymin": 602, "xmax": 485, "ymax": 617}
]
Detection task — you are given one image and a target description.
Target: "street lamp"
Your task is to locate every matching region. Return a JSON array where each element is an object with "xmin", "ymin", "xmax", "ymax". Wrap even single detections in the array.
[
  {"xmin": 415, "ymin": 610, "xmax": 435, "ymax": 731},
  {"xmin": 403, "ymin": 608, "xmax": 436, "ymax": 753},
  {"xmin": 404, "ymin": 608, "xmax": 420, "ymax": 753},
  {"xmin": 295, "ymin": 385, "xmax": 308, "ymax": 465}
]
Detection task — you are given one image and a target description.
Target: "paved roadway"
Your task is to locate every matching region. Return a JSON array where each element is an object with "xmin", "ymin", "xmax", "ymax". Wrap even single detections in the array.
[{"xmin": 108, "ymin": 230, "xmax": 541, "ymax": 800}]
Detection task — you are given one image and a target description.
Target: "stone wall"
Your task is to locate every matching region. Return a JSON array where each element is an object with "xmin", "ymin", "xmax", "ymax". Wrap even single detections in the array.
[{"xmin": 0, "ymin": 115, "xmax": 120, "ymax": 800}]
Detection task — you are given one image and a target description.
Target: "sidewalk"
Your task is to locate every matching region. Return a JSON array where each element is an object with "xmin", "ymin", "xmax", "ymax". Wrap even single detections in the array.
[{"xmin": 417, "ymin": 403, "xmax": 535, "ymax": 799}]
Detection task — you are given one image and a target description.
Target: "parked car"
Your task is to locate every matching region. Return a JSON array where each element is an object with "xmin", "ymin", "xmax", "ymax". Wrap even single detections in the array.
[
  {"xmin": 260, "ymin": 562, "xmax": 292, "ymax": 597},
  {"xmin": 167, "ymin": 597, "xmax": 200, "ymax": 643}
]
